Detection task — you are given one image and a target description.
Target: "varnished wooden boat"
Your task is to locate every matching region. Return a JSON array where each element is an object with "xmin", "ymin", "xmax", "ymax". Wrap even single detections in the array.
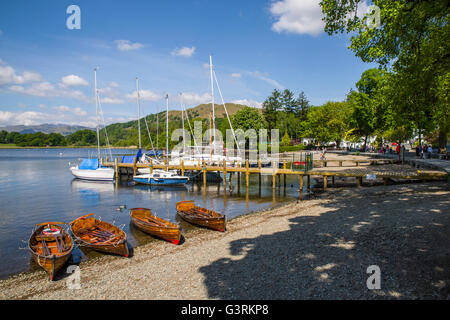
[
  {"xmin": 70, "ymin": 213, "xmax": 129, "ymax": 257},
  {"xmin": 130, "ymin": 208, "xmax": 181, "ymax": 245},
  {"xmin": 176, "ymin": 200, "xmax": 226, "ymax": 232},
  {"xmin": 28, "ymin": 222, "xmax": 74, "ymax": 281}
]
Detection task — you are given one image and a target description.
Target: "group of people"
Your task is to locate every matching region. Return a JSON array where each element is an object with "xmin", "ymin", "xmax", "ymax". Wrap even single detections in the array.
[
  {"xmin": 415, "ymin": 144, "xmax": 433, "ymax": 159},
  {"xmin": 379, "ymin": 144, "xmax": 400, "ymax": 154}
]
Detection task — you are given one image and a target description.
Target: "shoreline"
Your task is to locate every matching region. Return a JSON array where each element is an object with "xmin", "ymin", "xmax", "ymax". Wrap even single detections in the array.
[
  {"xmin": 0, "ymin": 145, "xmax": 140, "ymax": 149},
  {"xmin": 1, "ymin": 181, "xmax": 448, "ymax": 300}
]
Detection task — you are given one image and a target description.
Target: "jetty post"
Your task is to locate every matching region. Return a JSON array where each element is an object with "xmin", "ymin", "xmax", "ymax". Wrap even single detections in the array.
[{"xmin": 223, "ymin": 159, "xmax": 227, "ymax": 190}]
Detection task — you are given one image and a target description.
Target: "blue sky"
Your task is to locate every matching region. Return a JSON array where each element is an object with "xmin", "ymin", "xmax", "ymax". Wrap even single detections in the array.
[{"xmin": 0, "ymin": 0, "xmax": 375, "ymax": 127}]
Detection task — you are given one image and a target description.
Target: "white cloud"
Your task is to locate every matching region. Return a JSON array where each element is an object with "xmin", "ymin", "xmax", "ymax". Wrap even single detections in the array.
[
  {"xmin": 178, "ymin": 92, "xmax": 211, "ymax": 105},
  {"xmin": 171, "ymin": 46, "xmax": 196, "ymax": 57},
  {"xmin": 8, "ymin": 81, "xmax": 91, "ymax": 102},
  {"xmin": 53, "ymin": 105, "xmax": 70, "ymax": 112},
  {"xmin": 270, "ymin": 0, "xmax": 324, "ymax": 36},
  {"xmin": 60, "ymin": 74, "xmax": 88, "ymax": 87},
  {"xmin": 125, "ymin": 90, "xmax": 162, "ymax": 102},
  {"xmin": 100, "ymin": 97, "xmax": 124, "ymax": 104},
  {"xmin": 245, "ymin": 70, "xmax": 285, "ymax": 90},
  {"xmin": 0, "ymin": 64, "xmax": 42, "ymax": 86},
  {"xmin": 114, "ymin": 40, "xmax": 144, "ymax": 51},
  {"xmin": 52, "ymin": 105, "xmax": 88, "ymax": 116},
  {"xmin": 231, "ymin": 73, "xmax": 242, "ymax": 78},
  {"xmin": 231, "ymin": 99, "xmax": 262, "ymax": 109},
  {"xmin": 0, "ymin": 108, "xmax": 120, "ymax": 127}
]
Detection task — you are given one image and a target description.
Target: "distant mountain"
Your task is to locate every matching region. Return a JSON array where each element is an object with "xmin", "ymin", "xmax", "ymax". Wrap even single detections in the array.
[{"xmin": 0, "ymin": 124, "xmax": 94, "ymax": 136}]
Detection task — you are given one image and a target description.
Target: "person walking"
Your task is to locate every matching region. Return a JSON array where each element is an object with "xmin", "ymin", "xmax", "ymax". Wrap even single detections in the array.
[
  {"xmin": 415, "ymin": 145, "xmax": 420, "ymax": 158},
  {"xmin": 422, "ymin": 144, "xmax": 428, "ymax": 159}
]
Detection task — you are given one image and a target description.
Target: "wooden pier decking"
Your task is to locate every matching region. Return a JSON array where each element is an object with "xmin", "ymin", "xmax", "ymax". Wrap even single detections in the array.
[{"xmin": 100, "ymin": 156, "xmax": 448, "ymax": 197}]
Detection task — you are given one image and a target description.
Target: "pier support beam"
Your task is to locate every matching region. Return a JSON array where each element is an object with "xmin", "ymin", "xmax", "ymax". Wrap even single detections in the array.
[
  {"xmin": 202, "ymin": 160, "xmax": 207, "ymax": 188},
  {"xmin": 115, "ymin": 158, "xmax": 118, "ymax": 181},
  {"xmin": 323, "ymin": 176, "xmax": 327, "ymax": 190},
  {"xmin": 223, "ymin": 160, "xmax": 227, "ymax": 190},
  {"xmin": 245, "ymin": 160, "xmax": 249, "ymax": 188},
  {"xmin": 273, "ymin": 174, "xmax": 276, "ymax": 189},
  {"xmin": 299, "ymin": 175, "xmax": 304, "ymax": 199}
]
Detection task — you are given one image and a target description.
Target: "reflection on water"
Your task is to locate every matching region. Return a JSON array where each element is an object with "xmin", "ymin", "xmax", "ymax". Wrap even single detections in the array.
[{"xmin": 0, "ymin": 148, "xmax": 309, "ymax": 279}]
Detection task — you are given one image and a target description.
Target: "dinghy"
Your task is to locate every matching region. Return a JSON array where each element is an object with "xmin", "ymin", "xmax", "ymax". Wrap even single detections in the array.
[
  {"xmin": 28, "ymin": 222, "xmax": 74, "ymax": 280},
  {"xmin": 69, "ymin": 213, "xmax": 129, "ymax": 257},
  {"xmin": 176, "ymin": 200, "xmax": 226, "ymax": 232},
  {"xmin": 130, "ymin": 208, "xmax": 181, "ymax": 245}
]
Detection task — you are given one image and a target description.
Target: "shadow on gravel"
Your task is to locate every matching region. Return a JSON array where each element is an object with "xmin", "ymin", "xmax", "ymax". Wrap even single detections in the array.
[{"xmin": 199, "ymin": 183, "xmax": 450, "ymax": 299}]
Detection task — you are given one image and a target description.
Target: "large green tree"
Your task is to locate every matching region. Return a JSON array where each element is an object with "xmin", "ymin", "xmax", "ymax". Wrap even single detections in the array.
[{"xmin": 320, "ymin": 0, "xmax": 450, "ymax": 150}]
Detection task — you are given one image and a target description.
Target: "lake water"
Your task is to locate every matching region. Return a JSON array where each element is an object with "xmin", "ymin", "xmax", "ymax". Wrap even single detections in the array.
[{"xmin": 0, "ymin": 148, "xmax": 307, "ymax": 279}]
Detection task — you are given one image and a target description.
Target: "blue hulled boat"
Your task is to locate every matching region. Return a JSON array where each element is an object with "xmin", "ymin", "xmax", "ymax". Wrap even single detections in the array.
[{"xmin": 133, "ymin": 169, "xmax": 189, "ymax": 186}]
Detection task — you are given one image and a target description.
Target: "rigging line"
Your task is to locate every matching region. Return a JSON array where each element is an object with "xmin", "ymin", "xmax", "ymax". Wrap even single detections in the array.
[
  {"xmin": 143, "ymin": 110, "xmax": 156, "ymax": 156},
  {"xmin": 97, "ymin": 92, "xmax": 113, "ymax": 161},
  {"xmin": 182, "ymin": 102, "xmax": 201, "ymax": 154},
  {"xmin": 213, "ymin": 70, "xmax": 241, "ymax": 157}
]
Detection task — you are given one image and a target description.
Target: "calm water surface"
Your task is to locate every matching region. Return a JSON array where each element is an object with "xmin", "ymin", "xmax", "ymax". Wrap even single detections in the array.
[{"xmin": 0, "ymin": 148, "xmax": 306, "ymax": 279}]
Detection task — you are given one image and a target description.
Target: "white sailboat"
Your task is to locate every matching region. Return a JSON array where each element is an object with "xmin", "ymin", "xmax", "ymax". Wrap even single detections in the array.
[
  {"xmin": 70, "ymin": 68, "xmax": 115, "ymax": 181},
  {"xmin": 170, "ymin": 55, "xmax": 243, "ymax": 167},
  {"xmin": 133, "ymin": 94, "xmax": 189, "ymax": 185}
]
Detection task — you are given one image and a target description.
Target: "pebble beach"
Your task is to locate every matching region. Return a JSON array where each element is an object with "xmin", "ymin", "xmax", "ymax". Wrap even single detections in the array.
[{"xmin": 1, "ymin": 181, "xmax": 449, "ymax": 300}]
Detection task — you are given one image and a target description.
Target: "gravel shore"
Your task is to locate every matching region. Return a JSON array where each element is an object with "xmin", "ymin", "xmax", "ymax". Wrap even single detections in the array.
[{"xmin": 1, "ymin": 181, "xmax": 449, "ymax": 300}]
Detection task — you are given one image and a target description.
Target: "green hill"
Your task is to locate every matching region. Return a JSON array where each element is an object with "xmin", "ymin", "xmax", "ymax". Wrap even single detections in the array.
[{"xmin": 100, "ymin": 102, "xmax": 260, "ymax": 148}]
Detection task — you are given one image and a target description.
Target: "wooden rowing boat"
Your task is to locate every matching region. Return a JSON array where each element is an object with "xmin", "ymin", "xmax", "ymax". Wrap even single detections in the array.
[
  {"xmin": 129, "ymin": 208, "xmax": 181, "ymax": 245},
  {"xmin": 69, "ymin": 213, "xmax": 129, "ymax": 257},
  {"xmin": 176, "ymin": 200, "xmax": 226, "ymax": 232},
  {"xmin": 28, "ymin": 222, "xmax": 74, "ymax": 281}
]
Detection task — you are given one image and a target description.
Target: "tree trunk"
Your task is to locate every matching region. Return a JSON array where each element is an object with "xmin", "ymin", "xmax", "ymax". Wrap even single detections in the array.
[{"xmin": 438, "ymin": 128, "xmax": 448, "ymax": 153}]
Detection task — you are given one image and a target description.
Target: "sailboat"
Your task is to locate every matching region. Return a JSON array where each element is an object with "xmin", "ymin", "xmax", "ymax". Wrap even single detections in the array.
[
  {"xmin": 133, "ymin": 94, "xmax": 189, "ymax": 186},
  {"xmin": 169, "ymin": 55, "xmax": 243, "ymax": 167},
  {"xmin": 70, "ymin": 68, "xmax": 115, "ymax": 181}
]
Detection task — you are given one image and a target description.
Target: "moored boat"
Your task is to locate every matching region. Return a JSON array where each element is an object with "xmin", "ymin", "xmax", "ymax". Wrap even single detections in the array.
[
  {"xmin": 28, "ymin": 222, "xmax": 74, "ymax": 280},
  {"xmin": 130, "ymin": 208, "xmax": 181, "ymax": 245},
  {"xmin": 69, "ymin": 213, "xmax": 129, "ymax": 257},
  {"xmin": 133, "ymin": 169, "xmax": 189, "ymax": 186},
  {"xmin": 176, "ymin": 200, "xmax": 226, "ymax": 232}
]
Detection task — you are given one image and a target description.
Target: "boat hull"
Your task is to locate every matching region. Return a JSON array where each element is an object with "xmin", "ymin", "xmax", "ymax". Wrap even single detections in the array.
[
  {"xmin": 133, "ymin": 176, "xmax": 189, "ymax": 185},
  {"xmin": 28, "ymin": 223, "xmax": 74, "ymax": 281},
  {"xmin": 176, "ymin": 201, "xmax": 226, "ymax": 232},
  {"xmin": 70, "ymin": 215, "xmax": 129, "ymax": 257},
  {"xmin": 70, "ymin": 167, "xmax": 115, "ymax": 181},
  {"xmin": 130, "ymin": 208, "xmax": 181, "ymax": 245}
]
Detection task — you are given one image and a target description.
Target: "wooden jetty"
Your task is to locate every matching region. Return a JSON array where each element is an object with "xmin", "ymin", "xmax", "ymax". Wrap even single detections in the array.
[{"xmin": 100, "ymin": 154, "xmax": 448, "ymax": 198}]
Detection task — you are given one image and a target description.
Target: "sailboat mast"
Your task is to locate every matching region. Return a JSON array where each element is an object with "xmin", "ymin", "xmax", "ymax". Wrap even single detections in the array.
[
  {"xmin": 94, "ymin": 68, "xmax": 100, "ymax": 161},
  {"xmin": 136, "ymin": 77, "xmax": 142, "ymax": 150},
  {"xmin": 209, "ymin": 55, "xmax": 215, "ymax": 154},
  {"xmin": 180, "ymin": 93, "xmax": 185, "ymax": 154},
  {"xmin": 166, "ymin": 94, "xmax": 169, "ymax": 163}
]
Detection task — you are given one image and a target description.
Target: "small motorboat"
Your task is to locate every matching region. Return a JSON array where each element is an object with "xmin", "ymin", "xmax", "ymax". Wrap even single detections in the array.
[
  {"xmin": 69, "ymin": 213, "xmax": 129, "ymax": 257},
  {"xmin": 176, "ymin": 200, "xmax": 226, "ymax": 232},
  {"xmin": 133, "ymin": 169, "xmax": 189, "ymax": 186},
  {"xmin": 130, "ymin": 208, "xmax": 181, "ymax": 245},
  {"xmin": 28, "ymin": 222, "xmax": 74, "ymax": 280}
]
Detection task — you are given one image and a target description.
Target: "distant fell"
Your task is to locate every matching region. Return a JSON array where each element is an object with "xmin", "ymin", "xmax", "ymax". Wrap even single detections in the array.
[{"xmin": 0, "ymin": 124, "xmax": 94, "ymax": 136}]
